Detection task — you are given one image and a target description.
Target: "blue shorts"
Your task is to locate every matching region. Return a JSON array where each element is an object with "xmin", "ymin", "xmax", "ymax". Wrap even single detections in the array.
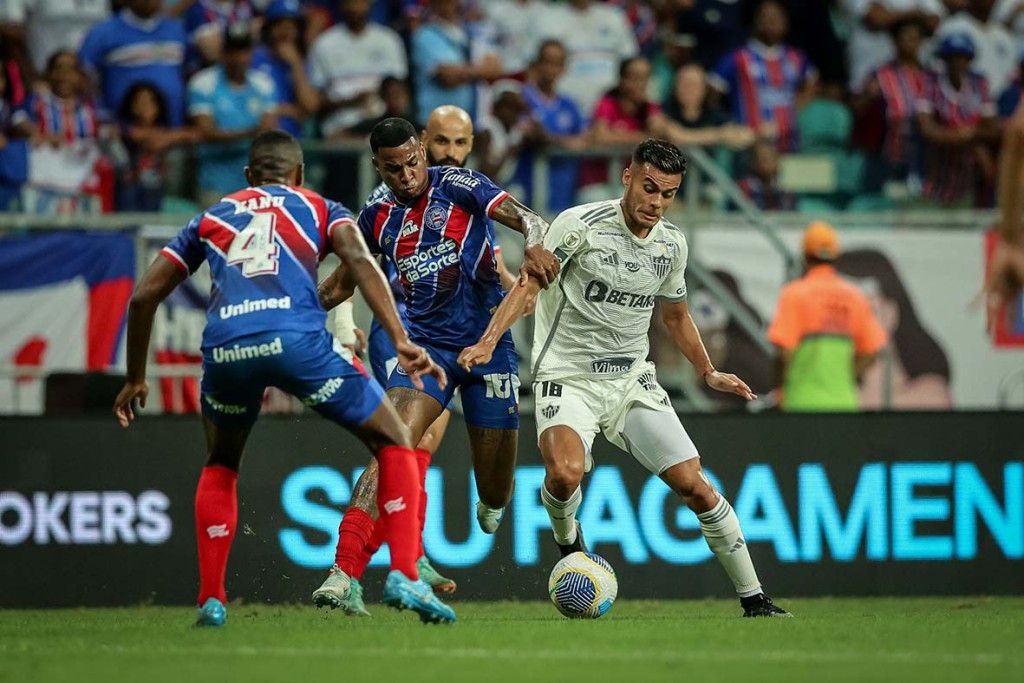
[
  {"xmin": 369, "ymin": 319, "xmax": 455, "ymax": 411},
  {"xmin": 201, "ymin": 329, "xmax": 384, "ymax": 431},
  {"xmin": 387, "ymin": 335, "xmax": 520, "ymax": 430}
]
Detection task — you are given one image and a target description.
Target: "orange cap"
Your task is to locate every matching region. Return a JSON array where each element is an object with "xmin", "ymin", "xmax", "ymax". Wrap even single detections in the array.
[{"xmin": 802, "ymin": 221, "xmax": 840, "ymax": 260}]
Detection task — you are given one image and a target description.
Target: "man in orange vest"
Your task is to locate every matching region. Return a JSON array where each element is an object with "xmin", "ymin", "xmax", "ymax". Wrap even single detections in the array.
[{"xmin": 768, "ymin": 221, "xmax": 887, "ymax": 411}]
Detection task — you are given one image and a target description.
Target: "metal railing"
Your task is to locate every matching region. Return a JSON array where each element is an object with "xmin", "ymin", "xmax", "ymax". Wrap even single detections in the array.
[{"xmin": 1, "ymin": 142, "xmax": 993, "ymax": 414}]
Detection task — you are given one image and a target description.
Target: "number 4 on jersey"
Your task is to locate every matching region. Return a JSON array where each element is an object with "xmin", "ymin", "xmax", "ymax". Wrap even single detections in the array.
[{"xmin": 227, "ymin": 213, "xmax": 280, "ymax": 277}]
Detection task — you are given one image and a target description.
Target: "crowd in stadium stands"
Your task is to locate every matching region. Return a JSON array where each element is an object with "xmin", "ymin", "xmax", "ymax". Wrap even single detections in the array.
[{"xmin": 0, "ymin": 0, "xmax": 1021, "ymax": 215}]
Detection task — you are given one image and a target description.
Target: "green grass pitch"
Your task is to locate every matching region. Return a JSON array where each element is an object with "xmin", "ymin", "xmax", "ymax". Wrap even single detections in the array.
[{"xmin": 1, "ymin": 598, "xmax": 1020, "ymax": 683}]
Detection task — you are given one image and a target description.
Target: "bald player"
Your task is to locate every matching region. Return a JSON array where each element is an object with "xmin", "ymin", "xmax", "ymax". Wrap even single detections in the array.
[{"xmin": 313, "ymin": 105, "xmax": 517, "ymax": 615}]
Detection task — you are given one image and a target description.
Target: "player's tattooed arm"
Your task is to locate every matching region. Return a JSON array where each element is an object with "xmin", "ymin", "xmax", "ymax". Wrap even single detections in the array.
[
  {"xmin": 316, "ymin": 266, "xmax": 355, "ymax": 311},
  {"xmin": 490, "ymin": 196, "xmax": 560, "ymax": 287},
  {"xmin": 329, "ymin": 222, "xmax": 447, "ymax": 390}
]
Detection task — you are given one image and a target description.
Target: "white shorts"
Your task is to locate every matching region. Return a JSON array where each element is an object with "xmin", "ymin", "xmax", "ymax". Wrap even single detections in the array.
[{"xmin": 534, "ymin": 362, "xmax": 700, "ymax": 475}]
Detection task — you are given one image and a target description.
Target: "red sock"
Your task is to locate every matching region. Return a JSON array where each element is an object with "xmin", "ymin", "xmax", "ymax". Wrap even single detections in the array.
[
  {"xmin": 194, "ymin": 465, "xmax": 238, "ymax": 605},
  {"xmin": 376, "ymin": 445, "xmax": 420, "ymax": 579},
  {"xmin": 334, "ymin": 507, "xmax": 374, "ymax": 576},
  {"xmin": 415, "ymin": 449, "xmax": 431, "ymax": 557},
  {"xmin": 351, "ymin": 516, "xmax": 387, "ymax": 579}
]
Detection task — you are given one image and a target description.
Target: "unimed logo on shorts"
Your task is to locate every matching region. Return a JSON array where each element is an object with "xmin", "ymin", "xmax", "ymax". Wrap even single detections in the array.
[{"xmin": 0, "ymin": 490, "xmax": 172, "ymax": 545}]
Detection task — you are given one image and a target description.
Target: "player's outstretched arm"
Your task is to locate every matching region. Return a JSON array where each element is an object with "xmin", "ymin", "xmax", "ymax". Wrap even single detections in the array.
[
  {"xmin": 661, "ymin": 298, "xmax": 757, "ymax": 401},
  {"xmin": 330, "ymin": 221, "xmax": 446, "ymax": 390},
  {"xmin": 113, "ymin": 256, "xmax": 188, "ymax": 427},
  {"xmin": 489, "ymin": 196, "xmax": 560, "ymax": 287},
  {"xmin": 458, "ymin": 276, "xmax": 543, "ymax": 371},
  {"xmin": 987, "ymin": 103, "xmax": 1024, "ymax": 335}
]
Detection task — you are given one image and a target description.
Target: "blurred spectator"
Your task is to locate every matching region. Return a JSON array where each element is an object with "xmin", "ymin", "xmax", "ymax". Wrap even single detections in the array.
[
  {"xmin": 517, "ymin": 39, "xmax": 589, "ymax": 214},
  {"xmin": 476, "ymin": 79, "xmax": 540, "ymax": 186},
  {"xmin": 0, "ymin": 57, "xmax": 29, "ymax": 210},
  {"xmin": 997, "ymin": 45, "xmax": 1024, "ymax": 118},
  {"xmin": 411, "ymin": 0, "xmax": 502, "ymax": 123},
  {"xmin": 252, "ymin": 0, "xmax": 319, "ymax": 138},
  {"xmin": 116, "ymin": 82, "xmax": 200, "ymax": 211},
  {"xmin": 652, "ymin": 31, "xmax": 695, "ymax": 104},
  {"xmin": 543, "ymin": 0, "xmax": 638, "ymax": 119},
  {"xmin": 575, "ymin": 55, "xmax": 667, "ymax": 199},
  {"xmin": 14, "ymin": 49, "xmax": 113, "ymax": 214},
  {"xmin": 79, "ymin": 0, "xmax": 188, "ymax": 126},
  {"xmin": 798, "ymin": 80, "xmax": 853, "ymax": 154},
  {"xmin": 671, "ymin": 0, "xmax": 747, "ymax": 71},
  {"xmin": 736, "ymin": 138, "xmax": 796, "ymax": 210},
  {"xmin": 936, "ymin": 0, "xmax": 1015, "ymax": 101},
  {"xmin": 484, "ymin": 0, "xmax": 555, "ymax": 78},
  {"xmin": 784, "ymin": 0, "xmax": 848, "ymax": 86},
  {"xmin": 916, "ymin": 32, "xmax": 1001, "ymax": 207},
  {"xmin": 308, "ymin": 0, "xmax": 407, "ymax": 138},
  {"xmin": 187, "ymin": 22, "xmax": 278, "ymax": 206},
  {"xmin": 0, "ymin": 0, "xmax": 109, "ymax": 77},
  {"xmin": 343, "ymin": 77, "xmax": 421, "ymax": 137},
  {"xmin": 13, "ymin": 50, "xmax": 99, "ymax": 149},
  {"xmin": 993, "ymin": 0, "xmax": 1024, "ymax": 32},
  {"xmin": 581, "ymin": 55, "xmax": 753, "ymax": 200},
  {"xmin": 174, "ymin": 0, "xmax": 259, "ymax": 71},
  {"xmin": 664, "ymin": 63, "xmax": 730, "ymax": 130},
  {"xmin": 608, "ymin": 0, "xmax": 659, "ymax": 59},
  {"xmin": 768, "ymin": 221, "xmax": 888, "ymax": 412},
  {"xmin": 852, "ymin": 17, "xmax": 927, "ymax": 186},
  {"xmin": 842, "ymin": 0, "xmax": 944, "ymax": 93},
  {"xmin": 708, "ymin": 0, "xmax": 818, "ymax": 153}
]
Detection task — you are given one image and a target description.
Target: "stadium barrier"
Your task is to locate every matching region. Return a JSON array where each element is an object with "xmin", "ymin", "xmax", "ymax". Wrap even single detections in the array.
[{"xmin": 1, "ymin": 411, "xmax": 1020, "ymax": 607}]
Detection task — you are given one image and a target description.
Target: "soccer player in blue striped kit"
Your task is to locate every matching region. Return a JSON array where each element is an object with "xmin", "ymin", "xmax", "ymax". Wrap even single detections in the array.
[
  {"xmin": 112, "ymin": 130, "xmax": 457, "ymax": 625},
  {"xmin": 313, "ymin": 117, "xmax": 560, "ymax": 610}
]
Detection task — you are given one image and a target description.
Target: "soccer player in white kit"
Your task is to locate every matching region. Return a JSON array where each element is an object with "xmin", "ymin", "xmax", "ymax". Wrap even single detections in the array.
[{"xmin": 458, "ymin": 139, "xmax": 791, "ymax": 617}]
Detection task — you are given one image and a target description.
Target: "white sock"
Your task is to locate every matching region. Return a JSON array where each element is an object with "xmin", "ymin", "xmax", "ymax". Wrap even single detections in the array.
[
  {"xmin": 697, "ymin": 496, "xmax": 762, "ymax": 596},
  {"xmin": 541, "ymin": 485, "xmax": 581, "ymax": 545}
]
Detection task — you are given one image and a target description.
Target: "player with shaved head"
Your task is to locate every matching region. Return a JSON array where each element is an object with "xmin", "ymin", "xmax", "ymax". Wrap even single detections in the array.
[{"xmin": 458, "ymin": 138, "xmax": 792, "ymax": 618}]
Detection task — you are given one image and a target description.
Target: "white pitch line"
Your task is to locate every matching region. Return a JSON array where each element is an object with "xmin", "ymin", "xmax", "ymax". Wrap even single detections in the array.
[{"xmin": 1, "ymin": 643, "xmax": 1011, "ymax": 667}]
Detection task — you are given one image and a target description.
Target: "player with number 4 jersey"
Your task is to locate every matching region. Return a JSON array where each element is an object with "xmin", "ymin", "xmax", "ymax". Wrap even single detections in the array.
[{"xmin": 113, "ymin": 130, "xmax": 457, "ymax": 626}]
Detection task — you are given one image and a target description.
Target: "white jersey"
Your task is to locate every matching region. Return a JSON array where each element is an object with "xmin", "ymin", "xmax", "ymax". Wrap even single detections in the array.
[{"xmin": 532, "ymin": 199, "xmax": 688, "ymax": 382}]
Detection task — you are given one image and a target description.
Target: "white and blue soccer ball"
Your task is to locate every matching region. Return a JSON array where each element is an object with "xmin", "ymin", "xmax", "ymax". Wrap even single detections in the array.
[{"xmin": 548, "ymin": 551, "xmax": 618, "ymax": 619}]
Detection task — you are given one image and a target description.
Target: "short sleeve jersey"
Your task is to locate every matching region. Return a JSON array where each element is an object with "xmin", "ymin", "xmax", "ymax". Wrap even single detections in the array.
[
  {"xmin": 358, "ymin": 167, "xmax": 508, "ymax": 349},
  {"xmin": 532, "ymin": 199, "xmax": 689, "ymax": 381},
  {"xmin": 161, "ymin": 184, "xmax": 355, "ymax": 349}
]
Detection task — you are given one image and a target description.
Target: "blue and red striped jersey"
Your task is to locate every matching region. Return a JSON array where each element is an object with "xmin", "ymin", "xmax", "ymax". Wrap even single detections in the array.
[
  {"xmin": 23, "ymin": 91, "xmax": 100, "ymax": 143},
  {"xmin": 711, "ymin": 40, "xmax": 814, "ymax": 152},
  {"xmin": 873, "ymin": 62, "xmax": 927, "ymax": 167},
  {"xmin": 917, "ymin": 70, "xmax": 995, "ymax": 205},
  {"xmin": 358, "ymin": 167, "xmax": 508, "ymax": 349},
  {"xmin": 161, "ymin": 184, "xmax": 355, "ymax": 348}
]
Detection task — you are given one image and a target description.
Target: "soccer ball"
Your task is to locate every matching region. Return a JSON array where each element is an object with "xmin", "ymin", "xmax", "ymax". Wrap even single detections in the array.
[{"xmin": 548, "ymin": 551, "xmax": 618, "ymax": 619}]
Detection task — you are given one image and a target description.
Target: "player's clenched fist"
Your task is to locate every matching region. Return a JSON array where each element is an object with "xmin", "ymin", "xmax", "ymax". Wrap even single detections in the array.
[{"xmin": 395, "ymin": 340, "xmax": 448, "ymax": 391}]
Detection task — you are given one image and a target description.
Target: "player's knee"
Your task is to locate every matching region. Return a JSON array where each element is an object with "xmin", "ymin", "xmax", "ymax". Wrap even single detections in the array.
[
  {"xmin": 416, "ymin": 431, "xmax": 440, "ymax": 456},
  {"xmin": 675, "ymin": 472, "xmax": 716, "ymax": 507},
  {"xmin": 545, "ymin": 460, "xmax": 584, "ymax": 497}
]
